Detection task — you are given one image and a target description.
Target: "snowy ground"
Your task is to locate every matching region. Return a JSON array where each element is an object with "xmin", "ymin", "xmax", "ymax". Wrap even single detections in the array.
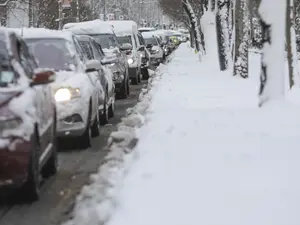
[{"xmin": 104, "ymin": 16, "xmax": 300, "ymax": 225}]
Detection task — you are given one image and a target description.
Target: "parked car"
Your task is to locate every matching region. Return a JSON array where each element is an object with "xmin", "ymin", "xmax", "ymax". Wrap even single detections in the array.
[
  {"xmin": 63, "ymin": 20, "xmax": 130, "ymax": 99},
  {"xmin": 19, "ymin": 28, "xmax": 104, "ymax": 148},
  {"xmin": 76, "ymin": 34, "xmax": 115, "ymax": 124},
  {"xmin": 152, "ymin": 30, "xmax": 175, "ymax": 55},
  {"xmin": 0, "ymin": 29, "xmax": 57, "ymax": 201},
  {"xmin": 142, "ymin": 32, "xmax": 164, "ymax": 68},
  {"xmin": 106, "ymin": 20, "xmax": 145, "ymax": 84}
]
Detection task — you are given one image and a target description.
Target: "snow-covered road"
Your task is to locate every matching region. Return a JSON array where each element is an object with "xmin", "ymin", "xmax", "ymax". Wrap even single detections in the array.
[{"xmin": 106, "ymin": 42, "xmax": 300, "ymax": 225}]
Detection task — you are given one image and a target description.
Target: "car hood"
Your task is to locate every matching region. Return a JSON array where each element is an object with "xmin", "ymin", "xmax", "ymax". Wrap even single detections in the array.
[
  {"xmin": 51, "ymin": 70, "xmax": 89, "ymax": 90},
  {"xmin": 0, "ymin": 91, "xmax": 21, "ymax": 107}
]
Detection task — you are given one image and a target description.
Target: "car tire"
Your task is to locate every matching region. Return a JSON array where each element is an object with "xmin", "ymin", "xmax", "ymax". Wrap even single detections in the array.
[
  {"xmin": 126, "ymin": 78, "xmax": 130, "ymax": 96},
  {"xmin": 142, "ymin": 68, "xmax": 149, "ymax": 80},
  {"xmin": 108, "ymin": 100, "xmax": 115, "ymax": 118},
  {"xmin": 100, "ymin": 94, "xmax": 109, "ymax": 125},
  {"xmin": 91, "ymin": 108, "xmax": 100, "ymax": 137},
  {"xmin": 131, "ymin": 68, "xmax": 139, "ymax": 85},
  {"xmin": 137, "ymin": 69, "xmax": 142, "ymax": 83},
  {"xmin": 118, "ymin": 78, "xmax": 128, "ymax": 99},
  {"xmin": 42, "ymin": 118, "xmax": 58, "ymax": 178},
  {"xmin": 22, "ymin": 132, "xmax": 40, "ymax": 202},
  {"xmin": 78, "ymin": 107, "xmax": 92, "ymax": 149}
]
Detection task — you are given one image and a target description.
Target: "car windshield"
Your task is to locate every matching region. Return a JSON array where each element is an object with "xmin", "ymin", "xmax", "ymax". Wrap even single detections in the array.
[
  {"xmin": 117, "ymin": 35, "xmax": 132, "ymax": 45},
  {"xmin": 89, "ymin": 34, "xmax": 117, "ymax": 49},
  {"xmin": 145, "ymin": 38, "xmax": 158, "ymax": 46},
  {"xmin": 25, "ymin": 38, "xmax": 75, "ymax": 71}
]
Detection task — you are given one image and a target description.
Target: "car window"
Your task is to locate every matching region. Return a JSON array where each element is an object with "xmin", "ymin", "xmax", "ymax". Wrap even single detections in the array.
[
  {"xmin": 89, "ymin": 33, "xmax": 118, "ymax": 49},
  {"xmin": 19, "ymin": 39, "xmax": 35, "ymax": 77},
  {"xmin": 138, "ymin": 34, "xmax": 145, "ymax": 46},
  {"xmin": 79, "ymin": 40, "xmax": 94, "ymax": 60},
  {"xmin": 144, "ymin": 37, "xmax": 158, "ymax": 46},
  {"xmin": 133, "ymin": 35, "xmax": 138, "ymax": 48},
  {"xmin": 73, "ymin": 36, "xmax": 86, "ymax": 62},
  {"xmin": 92, "ymin": 40, "xmax": 105, "ymax": 59},
  {"xmin": 90, "ymin": 41, "xmax": 102, "ymax": 60}
]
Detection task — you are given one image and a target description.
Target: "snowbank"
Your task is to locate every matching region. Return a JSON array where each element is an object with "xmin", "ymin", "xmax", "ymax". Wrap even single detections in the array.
[
  {"xmin": 62, "ymin": 65, "xmax": 167, "ymax": 225},
  {"xmin": 104, "ymin": 43, "xmax": 300, "ymax": 225}
]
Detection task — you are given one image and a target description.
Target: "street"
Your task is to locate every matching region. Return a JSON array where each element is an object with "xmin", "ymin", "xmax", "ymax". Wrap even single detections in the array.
[{"xmin": 0, "ymin": 81, "xmax": 146, "ymax": 225}]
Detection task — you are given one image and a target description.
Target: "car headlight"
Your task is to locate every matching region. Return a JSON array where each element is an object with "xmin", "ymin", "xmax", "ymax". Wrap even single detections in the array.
[
  {"xmin": 109, "ymin": 63, "xmax": 115, "ymax": 67},
  {"xmin": 55, "ymin": 88, "xmax": 80, "ymax": 102},
  {"xmin": 127, "ymin": 58, "xmax": 134, "ymax": 64}
]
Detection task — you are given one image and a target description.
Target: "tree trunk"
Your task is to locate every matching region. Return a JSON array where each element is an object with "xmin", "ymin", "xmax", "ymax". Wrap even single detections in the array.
[
  {"xmin": 258, "ymin": 0, "xmax": 286, "ymax": 107},
  {"xmin": 233, "ymin": 0, "xmax": 249, "ymax": 78},
  {"xmin": 287, "ymin": 0, "xmax": 294, "ymax": 88},
  {"xmin": 182, "ymin": 0, "xmax": 205, "ymax": 56},
  {"xmin": 216, "ymin": 0, "xmax": 230, "ymax": 71},
  {"xmin": 249, "ymin": 0, "xmax": 254, "ymax": 46}
]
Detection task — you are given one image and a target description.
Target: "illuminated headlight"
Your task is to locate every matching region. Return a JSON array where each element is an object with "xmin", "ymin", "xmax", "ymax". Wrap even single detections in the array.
[
  {"xmin": 127, "ymin": 58, "xmax": 134, "ymax": 64},
  {"xmin": 109, "ymin": 63, "xmax": 115, "ymax": 67},
  {"xmin": 55, "ymin": 88, "xmax": 80, "ymax": 102}
]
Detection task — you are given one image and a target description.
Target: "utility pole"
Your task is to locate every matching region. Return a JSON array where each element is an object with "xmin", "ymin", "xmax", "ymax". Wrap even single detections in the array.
[
  {"xmin": 103, "ymin": 0, "xmax": 106, "ymax": 20},
  {"xmin": 58, "ymin": 0, "xmax": 63, "ymax": 29},
  {"xmin": 76, "ymin": 0, "xmax": 79, "ymax": 22}
]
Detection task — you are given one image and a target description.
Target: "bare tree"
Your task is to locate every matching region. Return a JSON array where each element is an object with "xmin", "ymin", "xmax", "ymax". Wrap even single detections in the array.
[
  {"xmin": 216, "ymin": 0, "xmax": 230, "ymax": 71},
  {"xmin": 233, "ymin": 0, "xmax": 250, "ymax": 78}
]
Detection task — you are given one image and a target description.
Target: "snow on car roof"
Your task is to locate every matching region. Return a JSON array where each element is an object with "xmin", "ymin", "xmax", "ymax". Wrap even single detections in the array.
[
  {"xmin": 63, "ymin": 19, "xmax": 103, "ymax": 30},
  {"xmin": 10, "ymin": 27, "xmax": 74, "ymax": 41},
  {"xmin": 105, "ymin": 20, "xmax": 138, "ymax": 35},
  {"xmin": 64, "ymin": 20, "xmax": 114, "ymax": 35},
  {"xmin": 138, "ymin": 27, "xmax": 156, "ymax": 31}
]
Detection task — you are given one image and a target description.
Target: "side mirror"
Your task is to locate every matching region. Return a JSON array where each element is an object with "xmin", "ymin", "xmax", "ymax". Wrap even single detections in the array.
[
  {"xmin": 146, "ymin": 44, "xmax": 153, "ymax": 49},
  {"xmin": 138, "ymin": 46, "xmax": 145, "ymax": 51},
  {"xmin": 31, "ymin": 70, "xmax": 55, "ymax": 86},
  {"xmin": 85, "ymin": 59, "xmax": 102, "ymax": 73},
  {"xmin": 120, "ymin": 43, "xmax": 133, "ymax": 51}
]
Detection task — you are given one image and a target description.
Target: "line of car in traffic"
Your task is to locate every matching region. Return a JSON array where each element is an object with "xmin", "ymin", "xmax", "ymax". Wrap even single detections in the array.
[{"xmin": 0, "ymin": 20, "xmax": 186, "ymax": 202}]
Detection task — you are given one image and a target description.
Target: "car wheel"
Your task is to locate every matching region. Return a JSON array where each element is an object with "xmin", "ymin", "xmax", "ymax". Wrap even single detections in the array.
[
  {"xmin": 108, "ymin": 100, "xmax": 115, "ymax": 118},
  {"xmin": 78, "ymin": 107, "xmax": 92, "ymax": 149},
  {"xmin": 137, "ymin": 69, "xmax": 142, "ymax": 83},
  {"xmin": 142, "ymin": 68, "xmax": 149, "ymax": 80},
  {"xmin": 42, "ymin": 118, "xmax": 58, "ymax": 178},
  {"xmin": 22, "ymin": 132, "xmax": 40, "ymax": 202},
  {"xmin": 100, "ymin": 94, "xmax": 109, "ymax": 125},
  {"xmin": 91, "ymin": 106, "xmax": 100, "ymax": 137},
  {"xmin": 118, "ymin": 78, "xmax": 128, "ymax": 99},
  {"xmin": 126, "ymin": 78, "xmax": 130, "ymax": 96}
]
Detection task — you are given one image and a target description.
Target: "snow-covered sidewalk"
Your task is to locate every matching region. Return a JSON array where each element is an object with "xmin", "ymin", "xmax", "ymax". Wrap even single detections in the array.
[{"xmin": 106, "ymin": 43, "xmax": 300, "ymax": 225}]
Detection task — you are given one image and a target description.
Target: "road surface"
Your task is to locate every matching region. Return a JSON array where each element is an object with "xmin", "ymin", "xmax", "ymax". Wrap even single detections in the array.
[{"xmin": 0, "ymin": 81, "xmax": 146, "ymax": 225}]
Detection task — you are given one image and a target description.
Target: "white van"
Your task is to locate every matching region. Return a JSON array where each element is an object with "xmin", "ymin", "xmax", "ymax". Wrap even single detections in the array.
[{"xmin": 106, "ymin": 20, "xmax": 150, "ymax": 84}]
